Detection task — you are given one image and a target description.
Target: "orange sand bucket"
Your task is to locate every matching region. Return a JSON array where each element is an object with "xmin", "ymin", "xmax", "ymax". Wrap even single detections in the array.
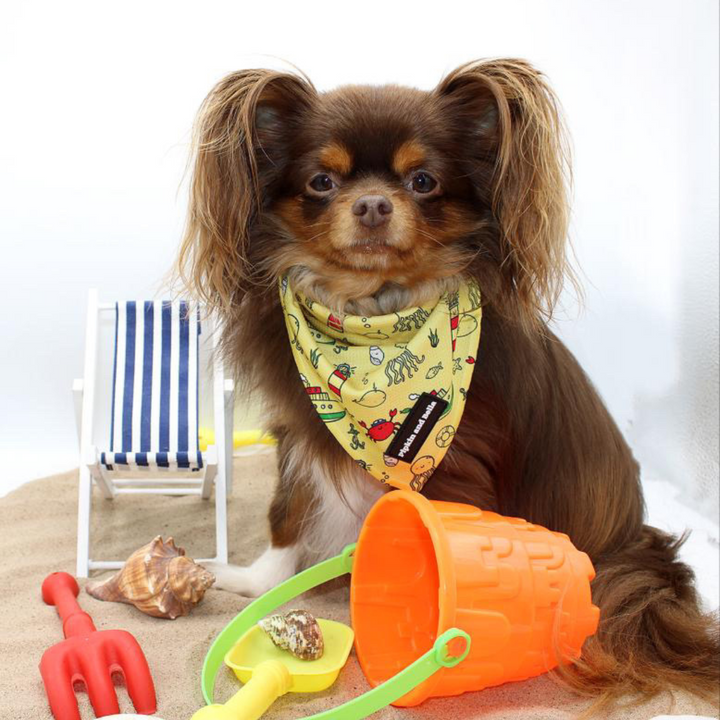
[
  {"xmin": 200, "ymin": 490, "xmax": 600, "ymax": 718},
  {"xmin": 350, "ymin": 491, "xmax": 600, "ymax": 707}
]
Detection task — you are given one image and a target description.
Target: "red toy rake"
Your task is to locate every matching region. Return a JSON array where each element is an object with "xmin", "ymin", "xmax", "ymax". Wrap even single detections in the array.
[{"xmin": 40, "ymin": 572, "xmax": 157, "ymax": 720}]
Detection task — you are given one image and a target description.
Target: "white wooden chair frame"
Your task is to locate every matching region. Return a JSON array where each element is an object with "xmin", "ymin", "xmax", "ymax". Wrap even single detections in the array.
[{"xmin": 73, "ymin": 289, "xmax": 232, "ymax": 577}]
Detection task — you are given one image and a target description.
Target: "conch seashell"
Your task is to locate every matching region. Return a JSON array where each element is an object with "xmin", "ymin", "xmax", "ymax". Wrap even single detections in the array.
[
  {"xmin": 86, "ymin": 536, "xmax": 215, "ymax": 619},
  {"xmin": 259, "ymin": 609, "xmax": 324, "ymax": 660}
]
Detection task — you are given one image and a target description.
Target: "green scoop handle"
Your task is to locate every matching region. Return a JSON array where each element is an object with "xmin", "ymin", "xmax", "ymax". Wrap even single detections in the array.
[{"xmin": 199, "ymin": 543, "xmax": 470, "ymax": 719}]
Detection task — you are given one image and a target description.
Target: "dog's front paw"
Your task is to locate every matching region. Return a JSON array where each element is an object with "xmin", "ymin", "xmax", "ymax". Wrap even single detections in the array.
[
  {"xmin": 202, "ymin": 545, "xmax": 300, "ymax": 598},
  {"xmin": 201, "ymin": 561, "xmax": 262, "ymax": 597}
]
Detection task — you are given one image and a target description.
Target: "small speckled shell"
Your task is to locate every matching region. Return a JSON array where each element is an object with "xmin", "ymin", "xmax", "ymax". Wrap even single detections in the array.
[
  {"xmin": 259, "ymin": 609, "xmax": 324, "ymax": 660},
  {"xmin": 86, "ymin": 536, "xmax": 215, "ymax": 619}
]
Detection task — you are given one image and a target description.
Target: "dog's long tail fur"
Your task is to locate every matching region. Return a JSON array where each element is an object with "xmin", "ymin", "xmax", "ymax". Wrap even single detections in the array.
[{"xmin": 560, "ymin": 525, "xmax": 720, "ymax": 710}]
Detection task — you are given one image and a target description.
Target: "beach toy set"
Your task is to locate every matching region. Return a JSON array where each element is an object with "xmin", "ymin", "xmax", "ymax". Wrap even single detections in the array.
[
  {"xmin": 195, "ymin": 490, "xmax": 600, "ymax": 719},
  {"xmin": 36, "ymin": 491, "xmax": 598, "ymax": 719}
]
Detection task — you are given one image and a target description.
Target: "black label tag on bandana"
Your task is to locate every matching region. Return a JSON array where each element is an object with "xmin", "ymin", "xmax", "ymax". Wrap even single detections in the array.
[{"xmin": 385, "ymin": 392, "xmax": 449, "ymax": 464}]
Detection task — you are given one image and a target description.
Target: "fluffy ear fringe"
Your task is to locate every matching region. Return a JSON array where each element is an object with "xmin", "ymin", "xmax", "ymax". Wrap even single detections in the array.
[
  {"xmin": 178, "ymin": 61, "xmax": 579, "ymax": 329},
  {"xmin": 175, "ymin": 69, "xmax": 315, "ymax": 312},
  {"xmin": 437, "ymin": 59, "xmax": 581, "ymax": 331}
]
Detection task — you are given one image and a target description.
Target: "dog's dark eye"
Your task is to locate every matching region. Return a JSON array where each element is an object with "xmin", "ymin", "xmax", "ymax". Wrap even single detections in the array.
[
  {"xmin": 308, "ymin": 174, "xmax": 335, "ymax": 193},
  {"xmin": 410, "ymin": 172, "xmax": 438, "ymax": 194}
]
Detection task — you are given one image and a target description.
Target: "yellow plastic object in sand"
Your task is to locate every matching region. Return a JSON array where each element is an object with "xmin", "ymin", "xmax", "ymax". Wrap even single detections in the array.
[
  {"xmin": 198, "ymin": 428, "xmax": 276, "ymax": 452},
  {"xmin": 191, "ymin": 619, "xmax": 354, "ymax": 720}
]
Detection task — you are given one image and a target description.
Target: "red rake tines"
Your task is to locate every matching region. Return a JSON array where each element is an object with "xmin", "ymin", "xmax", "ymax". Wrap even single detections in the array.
[{"xmin": 39, "ymin": 572, "xmax": 157, "ymax": 720}]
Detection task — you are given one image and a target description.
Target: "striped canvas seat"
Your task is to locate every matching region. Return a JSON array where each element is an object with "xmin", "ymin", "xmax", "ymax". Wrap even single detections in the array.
[{"xmin": 101, "ymin": 300, "xmax": 203, "ymax": 471}]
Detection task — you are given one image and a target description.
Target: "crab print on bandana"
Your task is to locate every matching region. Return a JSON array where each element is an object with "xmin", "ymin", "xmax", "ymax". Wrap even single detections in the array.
[{"xmin": 279, "ymin": 276, "xmax": 482, "ymax": 492}]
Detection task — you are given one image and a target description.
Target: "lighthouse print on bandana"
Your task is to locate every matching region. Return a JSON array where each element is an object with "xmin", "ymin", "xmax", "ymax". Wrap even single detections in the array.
[{"xmin": 279, "ymin": 274, "xmax": 482, "ymax": 492}]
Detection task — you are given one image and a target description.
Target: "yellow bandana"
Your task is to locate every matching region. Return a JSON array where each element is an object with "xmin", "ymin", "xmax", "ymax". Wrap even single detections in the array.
[{"xmin": 279, "ymin": 275, "xmax": 482, "ymax": 491}]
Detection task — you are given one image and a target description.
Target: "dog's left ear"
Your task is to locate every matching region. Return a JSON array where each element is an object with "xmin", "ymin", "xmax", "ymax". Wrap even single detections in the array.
[{"xmin": 434, "ymin": 59, "xmax": 573, "ymax": 327}]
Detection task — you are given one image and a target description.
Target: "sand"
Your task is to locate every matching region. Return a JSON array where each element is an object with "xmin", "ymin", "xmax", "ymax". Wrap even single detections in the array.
[{"xmin": 1, "ymin": 450, "xmax": 717, "ymax": 720}]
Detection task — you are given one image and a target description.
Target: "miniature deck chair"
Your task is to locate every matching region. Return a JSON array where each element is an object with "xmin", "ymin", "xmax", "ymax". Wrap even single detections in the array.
[{"xmin": 73, "ymin": 289, "xmax": 232, "ymax": 577}]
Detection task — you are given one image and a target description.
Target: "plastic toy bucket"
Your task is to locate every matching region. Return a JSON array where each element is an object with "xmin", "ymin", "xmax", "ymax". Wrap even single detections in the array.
[
  {"xmin": 199, "ymin": 491, "xmax": 599, "ymax": 718},
  {"xmin": 350, "ymin": 491, "xmax": 600, "ymax": 707}
]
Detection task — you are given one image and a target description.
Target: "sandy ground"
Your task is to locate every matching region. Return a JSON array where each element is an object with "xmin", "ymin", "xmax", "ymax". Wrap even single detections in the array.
[{"xmin": 0, "ymin": 450, "xmax": 717, "ymax": 720}]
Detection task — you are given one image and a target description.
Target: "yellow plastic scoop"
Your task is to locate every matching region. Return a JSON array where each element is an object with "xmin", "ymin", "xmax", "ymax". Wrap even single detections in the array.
[{"xmin": 192, "ymin": 618, "xmax": 354, "ymax": 720}]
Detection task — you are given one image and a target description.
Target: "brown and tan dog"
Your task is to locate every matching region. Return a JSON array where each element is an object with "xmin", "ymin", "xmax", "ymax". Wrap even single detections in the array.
[{"xmin": 177, "ymin": 60, "xmax": 719, "ymax": 707}]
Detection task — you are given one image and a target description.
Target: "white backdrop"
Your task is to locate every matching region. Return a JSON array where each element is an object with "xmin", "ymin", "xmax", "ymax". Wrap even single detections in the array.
[{"xmin": 1, "ymin": 0, "xmax": 718, "ymax": 598}]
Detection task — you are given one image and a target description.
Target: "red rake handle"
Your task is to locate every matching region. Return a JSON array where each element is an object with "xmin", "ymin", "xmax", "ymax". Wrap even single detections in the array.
[{"xmin": 42, "ymin": 572, "xmax": 97, "ymax": 638}]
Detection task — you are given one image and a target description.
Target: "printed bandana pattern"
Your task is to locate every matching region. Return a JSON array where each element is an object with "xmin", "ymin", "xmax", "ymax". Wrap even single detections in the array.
[{"xmin": 279, "ymin": 275, "xmax": 482, "ymax": 491}]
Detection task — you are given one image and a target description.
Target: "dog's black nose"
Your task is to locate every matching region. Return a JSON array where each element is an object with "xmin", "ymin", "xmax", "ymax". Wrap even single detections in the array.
[{"xmin": 352, "ymin": 195, "xmax": 394, "ymax": 227}]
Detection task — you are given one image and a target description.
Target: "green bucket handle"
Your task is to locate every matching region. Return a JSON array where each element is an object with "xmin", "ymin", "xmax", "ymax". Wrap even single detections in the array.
[{"xmin": 200, "ymin": 543, "xmax": 471, "ymax": 719}]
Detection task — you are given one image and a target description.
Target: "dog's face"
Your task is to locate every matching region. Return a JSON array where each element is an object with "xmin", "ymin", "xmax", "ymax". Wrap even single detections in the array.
[
  {"xmin": 181, "ymin": 60, "xmax": 572, "ymax": 325},
  {"xmin": 268, "ymin": 86, "xmax": 485, "ymax": 297}
]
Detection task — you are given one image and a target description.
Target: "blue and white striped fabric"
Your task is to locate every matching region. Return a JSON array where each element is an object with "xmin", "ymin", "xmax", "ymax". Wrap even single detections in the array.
[{"xmin": 100, "ymin": 301, "xmax": 203, "ymax": 471}]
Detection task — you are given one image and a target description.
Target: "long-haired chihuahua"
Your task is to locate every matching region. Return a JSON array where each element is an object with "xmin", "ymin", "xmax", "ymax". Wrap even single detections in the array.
[{"xmin": 177, "ymin": 60, "xmax": 719, "ymax": 705}]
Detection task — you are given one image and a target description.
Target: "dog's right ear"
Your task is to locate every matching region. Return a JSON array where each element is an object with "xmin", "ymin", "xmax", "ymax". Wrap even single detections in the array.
[{"xmin": 177, "ymin": 69, "xmax": 316, "ymax": 310}]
